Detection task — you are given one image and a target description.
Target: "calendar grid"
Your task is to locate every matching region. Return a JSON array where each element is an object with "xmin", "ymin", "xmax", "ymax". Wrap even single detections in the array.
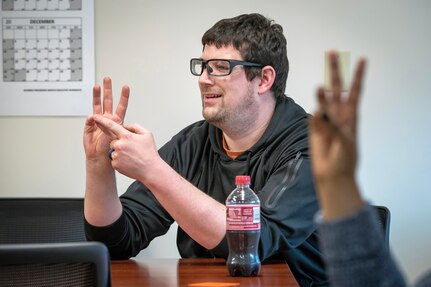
[
  {"xmin": 2, "ymin": 0, "xmax": 82, "ymax": 11},
  {"xmin": 3, "ymin": 17, "xmax": 82, "ymax": 82}
]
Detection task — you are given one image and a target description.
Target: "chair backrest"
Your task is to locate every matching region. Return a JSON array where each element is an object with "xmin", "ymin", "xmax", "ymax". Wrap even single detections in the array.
[
  {"xmin": 372, "ymin": 205, "xmax": 391, "ymax": 247},
  {"xmin": 0, "ymin": 242, "xmax": 111, "ymax": 287},
  {"xmin": 0, "ymin": 198, "xmax": 86, "ymax": 243}
]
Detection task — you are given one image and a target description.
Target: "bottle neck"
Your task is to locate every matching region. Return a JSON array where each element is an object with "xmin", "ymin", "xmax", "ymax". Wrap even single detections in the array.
[{"xmin": 237, "ymin": 184, "xmax": 250, "ymax": 188}]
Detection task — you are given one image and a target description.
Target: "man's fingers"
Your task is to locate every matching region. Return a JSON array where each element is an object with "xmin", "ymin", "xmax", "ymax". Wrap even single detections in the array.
[
  {"xmin": 93, "ymin": 85, "xmax": 102, "ymax": 114},
  {"xmin": 103, "ymin": 76, "xmax": 113, "ymax": 114},
  {"xmin": 94, "ymin": 115, "xmax": 128, "ymax": 139},
  {"xmin": 316, "ymin": 87, "xmax": 334, "ymax": 122},
  {"xmin": 329, "ymin": 51, "xmax": 342, "ymax": 101},
  {"xmin": 317, "ymin": 87, "xmax": 327, "ymax": 109},
  {"xmin": 310, "ymin": 111, "xmax": 336, "ymax": 160},
  {"xmin": 124, "ymin": 123, "xmax": 148, "ymax": 135},
  {"xmin": 348, "ymin": 58, "xmax": 366, "ymax": 107},
  {"xmin": 115, "ymin": 85, "xmax": 130, "ymax": 120}
]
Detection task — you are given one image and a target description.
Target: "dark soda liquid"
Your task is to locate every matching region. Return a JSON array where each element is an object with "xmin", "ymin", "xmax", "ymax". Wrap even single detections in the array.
[{"xmin": 226, "ymin": 230, "xmax": 261, "ymax": 277}]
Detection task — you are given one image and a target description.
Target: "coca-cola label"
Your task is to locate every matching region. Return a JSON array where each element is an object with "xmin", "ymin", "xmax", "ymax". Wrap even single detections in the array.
[{"xmin": 226, "ymin": 204, "xmax": 260, "ymax": 231}]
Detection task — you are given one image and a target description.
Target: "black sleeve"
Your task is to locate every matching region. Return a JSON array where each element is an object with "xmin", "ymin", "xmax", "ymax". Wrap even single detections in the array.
[
  {"xmin": 256, "ymin": 155, "xmax": 327, "ymax": 284},
  {"xmin": 85, "ymin": 180, "xmax": 174, "ymax": 259},
  {"xmin": 257, "ymin": 156, "xmax": 319, "ymax": 259}
]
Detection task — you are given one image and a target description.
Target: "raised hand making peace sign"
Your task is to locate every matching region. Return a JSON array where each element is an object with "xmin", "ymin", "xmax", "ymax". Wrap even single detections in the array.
[{"xmin": 309, "ymin": 51, "xmax": 367, "ymax": 219}]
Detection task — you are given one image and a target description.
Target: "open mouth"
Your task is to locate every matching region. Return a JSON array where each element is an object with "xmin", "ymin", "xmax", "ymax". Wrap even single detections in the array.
[
  {"xmin": 203, "ymin": 94, "xmax": 222, "ymax": 105},
  {"xmin": 204, "ymin": 94, "xmax": 222, "ymax": 99}
]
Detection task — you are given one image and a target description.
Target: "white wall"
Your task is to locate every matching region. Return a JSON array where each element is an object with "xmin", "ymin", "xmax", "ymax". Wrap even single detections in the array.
[{"xmin": 1, "ymin": 0, "xmax": 430, "ymax": 284}]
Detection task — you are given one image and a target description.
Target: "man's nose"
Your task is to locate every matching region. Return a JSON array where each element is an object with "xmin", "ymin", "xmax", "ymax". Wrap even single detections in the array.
[{"xmin": 198, "ymin": 67, "xmax": 213, "ymax": 85}]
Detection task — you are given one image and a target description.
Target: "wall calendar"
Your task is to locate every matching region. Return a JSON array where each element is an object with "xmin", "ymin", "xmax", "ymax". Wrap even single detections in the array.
[{"xmin": 1, "ymin": 0, "xmax": 94, "ymax": 116}]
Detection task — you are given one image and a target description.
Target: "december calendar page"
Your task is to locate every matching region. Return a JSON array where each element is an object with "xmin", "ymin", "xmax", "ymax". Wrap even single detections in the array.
[{"xmin": 1, "ymin": 0, "xmax": 94, "ymax": 116}]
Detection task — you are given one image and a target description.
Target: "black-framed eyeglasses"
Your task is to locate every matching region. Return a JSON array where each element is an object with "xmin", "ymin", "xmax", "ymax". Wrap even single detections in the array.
[{"xmin": 190, "ymin": 58, "xmax": 263, "ymax": 77}]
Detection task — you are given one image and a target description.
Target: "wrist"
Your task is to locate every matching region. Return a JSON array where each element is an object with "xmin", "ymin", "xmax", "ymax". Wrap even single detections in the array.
[
  {"xmin": 135, "ymin": 155, "xmax": 167, "ymax": 185},
  {"xmin": 86, "ymin": 156, "xmax": 114, "ymax": 173},
  {"xmin": 316, "ymin": 177, "xmax": 365, "ymax": 220},
  {"xmin": 316, "ymin": 176, "xmax": 356, "ymax": 191}
]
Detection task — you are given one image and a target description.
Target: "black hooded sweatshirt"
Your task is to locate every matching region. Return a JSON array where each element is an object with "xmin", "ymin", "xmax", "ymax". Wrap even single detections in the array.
[{"xmin": 85, "ymin": 96, "xmax": 328, "ymax": 286}]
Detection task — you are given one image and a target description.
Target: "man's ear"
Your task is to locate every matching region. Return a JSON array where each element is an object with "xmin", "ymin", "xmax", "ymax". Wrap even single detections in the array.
[{"xmin": 258, "ymin": 65, "xmax": 276, "ymax": 94}]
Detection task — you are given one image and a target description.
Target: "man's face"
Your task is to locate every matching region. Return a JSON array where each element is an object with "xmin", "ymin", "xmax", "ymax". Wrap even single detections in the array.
[{"xmin": 198, "ymin": 44, "xmax": 260, "ymax": 131}]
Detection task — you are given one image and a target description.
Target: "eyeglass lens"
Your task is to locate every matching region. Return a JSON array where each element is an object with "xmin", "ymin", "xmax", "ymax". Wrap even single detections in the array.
[{"xmin": 192, "ymin": 59, "xmax": 232, "ymax": 76}]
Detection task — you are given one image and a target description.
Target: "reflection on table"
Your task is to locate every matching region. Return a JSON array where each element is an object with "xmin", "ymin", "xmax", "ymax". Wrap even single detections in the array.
[{"xmin": 111, "ymin": 258, "xmax": 299, "ymax": 287}]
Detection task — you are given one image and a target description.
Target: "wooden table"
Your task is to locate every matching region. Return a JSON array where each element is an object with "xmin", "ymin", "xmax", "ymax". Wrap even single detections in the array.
[{"xmin": 111, "ymin": 258, "xmax": 299, "ymax": 287}]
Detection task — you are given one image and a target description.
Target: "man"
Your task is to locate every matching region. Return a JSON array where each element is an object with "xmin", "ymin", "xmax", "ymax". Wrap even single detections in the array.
[
  {"xmin": 84, "ymin": 13, "xmax": 327, "ymax": 286},
  {"xmin": 310, "ymin": 52, "xmax": 431, "ymax": 286}
]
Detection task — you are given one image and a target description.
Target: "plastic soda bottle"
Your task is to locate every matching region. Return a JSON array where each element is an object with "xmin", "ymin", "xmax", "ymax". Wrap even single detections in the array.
[{"xmin": 225, "ymin": 175, "xmax": 261, "ymax": 277}]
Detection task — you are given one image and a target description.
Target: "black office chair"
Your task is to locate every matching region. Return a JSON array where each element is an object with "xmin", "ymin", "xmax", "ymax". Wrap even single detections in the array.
[
  {"xmin": 0, "ymin": 242, "xmax": 111, "ymax": 287},
  {"xmin": 0, "ymin": 198, "xmax": 86, "ymax": 243},
  {"xmin": 372, "ymin": 205, "xmax": 391, "ymax": 247}
]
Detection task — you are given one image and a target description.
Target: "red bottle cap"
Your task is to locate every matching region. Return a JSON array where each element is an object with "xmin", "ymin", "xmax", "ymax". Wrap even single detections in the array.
[{"xmin": 235, "ymin": 175, "xmax": 250, "ymax": 185}]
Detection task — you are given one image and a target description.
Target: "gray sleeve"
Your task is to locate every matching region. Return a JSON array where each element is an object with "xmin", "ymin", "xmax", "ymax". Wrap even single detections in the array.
[
  {"xmin": 317, "ymin": 204, "xmax": 407, "ymax": 287},
  {"xmin": 415, "ymin": 270, "xmax": 431, "ymax": 287}
]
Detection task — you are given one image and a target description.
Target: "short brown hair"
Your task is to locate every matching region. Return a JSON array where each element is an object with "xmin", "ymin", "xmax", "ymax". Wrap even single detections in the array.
[{"xmin": 202, "ymin": 13, "xmax": 289, "ymax": 101}]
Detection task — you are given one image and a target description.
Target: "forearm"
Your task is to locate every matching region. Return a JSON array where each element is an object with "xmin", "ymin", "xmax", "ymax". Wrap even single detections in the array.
[
  {"xmin": 84, "ymin": 158, "xmax": 123, "ymax": 226},
  {"xmin": 139, "ymin": 158, "xmax": 226, "ymax": 249}
]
